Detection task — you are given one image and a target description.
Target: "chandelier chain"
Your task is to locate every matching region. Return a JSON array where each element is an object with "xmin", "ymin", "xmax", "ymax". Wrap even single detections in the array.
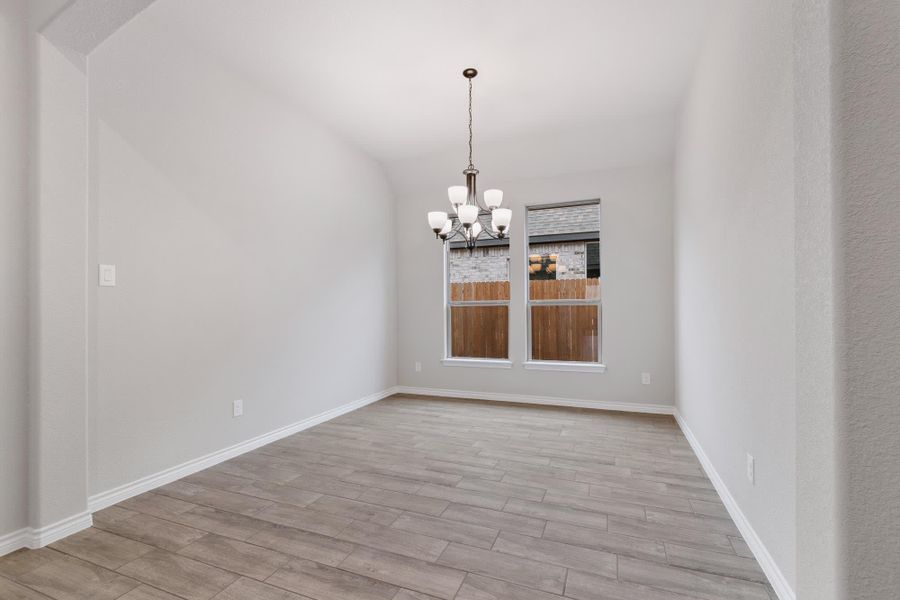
[{"xmin": 468, "ymin": 77, "xmax": 474, "ymax": 169}]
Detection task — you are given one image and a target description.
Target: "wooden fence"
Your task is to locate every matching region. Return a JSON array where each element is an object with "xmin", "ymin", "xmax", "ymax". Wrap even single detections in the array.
[
  {"xmin": 448, "ymin": 279, "xmax": 600, "ymax": 361},
  {"xmin": 450, "ymin": 305, "xmax": 509, "ymax": 359},
  {"xmin": 449, "ymin": 281, "xmax": 510, "ymax": 302},
  {"xmin": 531, "ymin": 304, "xmax": 600, "ymax": 362},
  {"xmin": 529, "ymin": 278, "xmax": 600, "ymax": 300}
]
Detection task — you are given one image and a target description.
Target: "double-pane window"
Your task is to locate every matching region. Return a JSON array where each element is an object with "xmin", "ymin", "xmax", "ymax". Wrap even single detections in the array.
[
  {"xmin": 526, "ymin": 201, "xmax": 601, "ymax": 363},
  {"xmin": 446, "ymin": 223, "xmax": 510, "ymax": 359}
]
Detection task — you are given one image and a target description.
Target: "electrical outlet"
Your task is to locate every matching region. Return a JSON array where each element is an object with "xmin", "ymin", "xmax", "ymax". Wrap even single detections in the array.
[
  {"xmin": 746, "ymin": 453, "xmax": 755, "ymax": 484},
  {"xmin": 98, "ymin": 264, "xmax": 116, "ymax": 287},
  {"xmin": 641, "ymin": 372, "xmax": 651, "ymax": 385},
  {"xmin": 233, "ymin": 399, "xmax": 243, "ymax": 417},
  {"xmin": 415, "ymin": 361, "xmax": 422, "ymax": 372}
]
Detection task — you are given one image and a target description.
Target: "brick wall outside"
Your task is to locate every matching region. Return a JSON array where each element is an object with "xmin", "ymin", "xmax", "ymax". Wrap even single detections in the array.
[
  {"xmin": 528, "ymin": 241, "xmax": 587, "ymax": 279},
  {"xmin": 449, "ymin": 246, "xmax": 509, "ymax": 283},
  {"xmin": 449, "ymin": 241, "xmax": 588, "ymax": 282}
]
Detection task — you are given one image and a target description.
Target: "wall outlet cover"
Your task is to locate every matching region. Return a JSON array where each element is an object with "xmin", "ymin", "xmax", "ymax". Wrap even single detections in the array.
[
  {"xmin": 233, "ymin": 399, "xmax": 243, "ymax": 417},
  {"xmin": 641, "ymin": 372, "xmax": 651, "ymax": 385},
  {"xmin": 98, "ymin": 264, "xmax": 116, "ymax": 287},
  {"xmin": 746, "ymin": 453, "xmax": 755, "ymax": 484},
  {"xmin": 415, "ymin": 361, "xmax": 422, "ymax": 372}
]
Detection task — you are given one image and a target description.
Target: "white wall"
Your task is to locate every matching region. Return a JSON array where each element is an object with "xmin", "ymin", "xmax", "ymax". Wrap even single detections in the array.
[
  {"xmin": 392, "ymin": 127, "xmax": 676, "ymax": 407},
  {"xmin": 86, "ymin": 10, "xmax": 397, "ymax": 497},
  {"xmin": 831, "ymin": 1, "xmax": 900, "ymax": 596},
  {"xmin": 793, "ymin": 1, "xmax": 841, "ymax": 597},
  {"xmin": 674, "ymin": 0, "xmax": 795, "ymax": 594},
  {"xmin": 0, "ymin": 0, "xmax": 29, "ymax": 541}
]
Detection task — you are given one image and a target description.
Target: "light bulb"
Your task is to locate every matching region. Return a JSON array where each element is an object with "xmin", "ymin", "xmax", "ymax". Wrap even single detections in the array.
[
  {"xmin": 428, "ymin": 211, "xmax": 448, "ymax": 232},
  {"xmin": 492, "ymin": 208, "xmax": 512, "ymax": 232},
  {"xmin": 484, "ymin": 189, "xmax": 503, "ymax": 209},
  {"xmin": 448, "ymin": 186, "xmax": 467, "ymax": 210},
  {"xmin": 457, "ymin": 204, "xmax": 478, "ymax": 226}
]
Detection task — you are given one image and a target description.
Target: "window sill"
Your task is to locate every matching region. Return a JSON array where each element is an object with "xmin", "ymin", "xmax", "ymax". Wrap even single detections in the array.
[
  {"xmin": 523, "ymin": 360, "xmax": 606, "ymax": 373},
  {"xmin": 441, "ymin": 358, "xmax": 513, "ymax": 369}
]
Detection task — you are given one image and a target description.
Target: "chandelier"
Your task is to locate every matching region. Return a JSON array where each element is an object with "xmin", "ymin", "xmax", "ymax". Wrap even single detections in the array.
[{"xmin": 426, "ymin": 68, "xmax": 511, "ymax": 251}]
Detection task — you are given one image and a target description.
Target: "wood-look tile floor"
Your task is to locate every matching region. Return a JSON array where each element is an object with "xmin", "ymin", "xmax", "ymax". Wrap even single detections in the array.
[{"xmin": 0, "ymin": 395, "xmax": 778, "ymax": 600}]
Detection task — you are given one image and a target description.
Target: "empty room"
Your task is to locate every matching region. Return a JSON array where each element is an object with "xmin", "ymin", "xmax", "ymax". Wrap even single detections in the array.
[{"xmin": 1, "ymin": 1, "xmax": 897, "ymax": 600}]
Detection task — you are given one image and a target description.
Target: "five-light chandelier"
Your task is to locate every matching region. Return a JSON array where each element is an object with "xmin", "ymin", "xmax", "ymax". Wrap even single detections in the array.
[{"xmin": 426, "ymin": 68, "xmax": 511, "ymax": 251}]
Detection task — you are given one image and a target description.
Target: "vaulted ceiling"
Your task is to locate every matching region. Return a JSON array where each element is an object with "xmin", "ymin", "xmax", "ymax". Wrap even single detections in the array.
[{"xmin": 137, "ymin": 0, "xmax": 717, "ymax": 161}]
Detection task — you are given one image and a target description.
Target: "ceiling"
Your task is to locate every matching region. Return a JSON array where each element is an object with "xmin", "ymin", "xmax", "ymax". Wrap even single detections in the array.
[{"xmin": 141, "ymin": 0, "xmax": 717, "ymax": 162}]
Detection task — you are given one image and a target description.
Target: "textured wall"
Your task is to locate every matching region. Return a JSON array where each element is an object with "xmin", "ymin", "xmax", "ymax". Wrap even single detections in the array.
[
  {"xmin": 793, "ymin": 1, "xmax": 841, "ymax": 598},
  {"xmin": 834, "ymin": 1, "xmax": 900, "ymax": 597},
  {"xmin": 87, "ymin": 9, "xmax": 397, "ymax": 497},
  {"xmin": 0, "ymin": 0, "xmax": 29, "ymax": 540},
  {"xmin": 675, "ymin": 0, "xmax": 796, "ymax": 592}
]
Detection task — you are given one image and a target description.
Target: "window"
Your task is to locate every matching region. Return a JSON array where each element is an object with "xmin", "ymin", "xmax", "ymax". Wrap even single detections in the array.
[
  {"xmin": 446, "ymin": 219, "xmax": 510, "ymax": 360},
  {"xmin": 526, "ymin": 201, "xmax": 601, "ymax": 364}
]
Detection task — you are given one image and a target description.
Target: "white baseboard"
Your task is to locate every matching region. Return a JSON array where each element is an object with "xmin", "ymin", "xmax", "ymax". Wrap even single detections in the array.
[
  {"xmin": 396, "ymin": 386, "xmax": 674, "ymax": 415},
  {"xmin": 0, "ymin": 511, "xmax": 94, "ymax": 557},
  {"xmin": 0, "ymin": 387, "xmax": 397, "ymax": 558},
  {"xmin": 674, "ymin": 409, "xmax": 795, "ymax": 600},
  {"xmin": 29, "ymin": 511, "xmax": 94, "ymax": 548},
  {"xmin": 0, "ymin": 528, "xmax": 30, "ymax": 557},
  {"xmin": 88, "ymin": 387, "xmax": 398, "ymax": 513}
]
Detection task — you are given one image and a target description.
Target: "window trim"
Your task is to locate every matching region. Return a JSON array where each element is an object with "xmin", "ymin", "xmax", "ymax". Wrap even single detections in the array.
[
  {"xmin": 442, "ymin": 357, "xmax": 513, "ymax": 369},
  {"xmin": 522, "ymin": 360, "xmax": 606, "ymax": 373},
  {"xmin": 524, "ymin": 198, "xmax": 604, "ymax": 367},
  {"xmin": 443, "ymin": 242, "xmax": 511, "ymax": 362}
]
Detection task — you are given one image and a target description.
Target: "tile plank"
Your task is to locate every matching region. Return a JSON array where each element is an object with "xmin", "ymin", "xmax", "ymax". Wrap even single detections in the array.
[
  {"xmin": 391, "ymin": 512, "xmax": 498, "ymax": 550},
  {"xmin": 455, "ymin": 573, "xmax": 565, "ymax": 600},
  {"xmin": 618, "ymin": 556, "xmax": 771, "ymax": 600},
  {"xmin": 18, "ymin": 554, "xmax": 139, "ymax": 600},
  {"xmin": 177, "ymin": 534, "xmax": 290, "ymax": 580},
  {"xmin": 542, "ymin": 520, "xmax": 667, "ymax": 562},
  {"xmin": 441, "ymin": 504, "xmax": 546, "ymax": 537},
  {"xmin": 491, "ymin": 532, "xmax": 616, "ymax": 577},
  {"xmin": 436, "ymin": 543, "xmax": 565, "ymax": 595},
  {"xmin": 340, "ymin": 546, "xmax": 466, "ymax": 600},
  {"xmin": 117, "ymin": 550, "xmax": 237, "ymax": 600},
  {"xmin": 267, "ymin": 557, "xmax": 399, "ymax": 600}
]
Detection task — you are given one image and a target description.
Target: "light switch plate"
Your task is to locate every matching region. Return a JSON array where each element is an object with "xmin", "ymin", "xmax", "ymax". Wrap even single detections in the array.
[{"xmin": 99, "ymin": 264, "xmax": 116, "ymax": 287}]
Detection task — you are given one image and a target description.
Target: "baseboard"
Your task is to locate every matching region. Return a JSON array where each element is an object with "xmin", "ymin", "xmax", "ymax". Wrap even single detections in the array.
[
  {"xmin": 0, "ymin": 511, "xmax": 94, "ymax": 557},
  {"xmin": 0, "ymin": 528, "xmax": 30, "ymax": 557},
  {"xmin": 88, "ymin": 386, "xmax": 398, "ymax": 513},
  {"xmin": 29, "ymin": 511, "xmax": 94, "ymax": 548},
  {"xmin": 395, "ymin": 386, "xmax": 674, "ymax": 415},
  {"xmin": 674, "ymin": 409, "xmax": 795, "ymax": 600}
]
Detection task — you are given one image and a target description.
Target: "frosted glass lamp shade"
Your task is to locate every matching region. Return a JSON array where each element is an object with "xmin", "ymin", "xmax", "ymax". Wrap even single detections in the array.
[
  {"xmin": 428, "ymin": 211, "xmax": 448, "ymax": 232},
  {"xmin": 439, "ymin": 219, "xmax": 454, "ymax": 237},
  {"xmin": 492, "ymin": 208, "xmax": 512, "ymax": 231},
  {"xmin": 484, "ymin": 189, "xmax": 503, "ymax": 209},
  {"xmin": 458, "ymin": 204, "xmax": 478, "ymax": 226},
  {"xmin": 471, "ymin": 221, "xmax": 483, "ymax": 238},
  {"xmin": 448, "ymin": 186, "xmax": 467, "ymax": 210}
]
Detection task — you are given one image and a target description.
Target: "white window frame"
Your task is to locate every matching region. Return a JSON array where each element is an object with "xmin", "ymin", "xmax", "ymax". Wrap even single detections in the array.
[
  {"xmin": 442, "ymin": 241, "xmax": 512, "ymax": 367},
  {"xmin": 523, "ymin": 199, "xmax": 605, "ymax": 372}
]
